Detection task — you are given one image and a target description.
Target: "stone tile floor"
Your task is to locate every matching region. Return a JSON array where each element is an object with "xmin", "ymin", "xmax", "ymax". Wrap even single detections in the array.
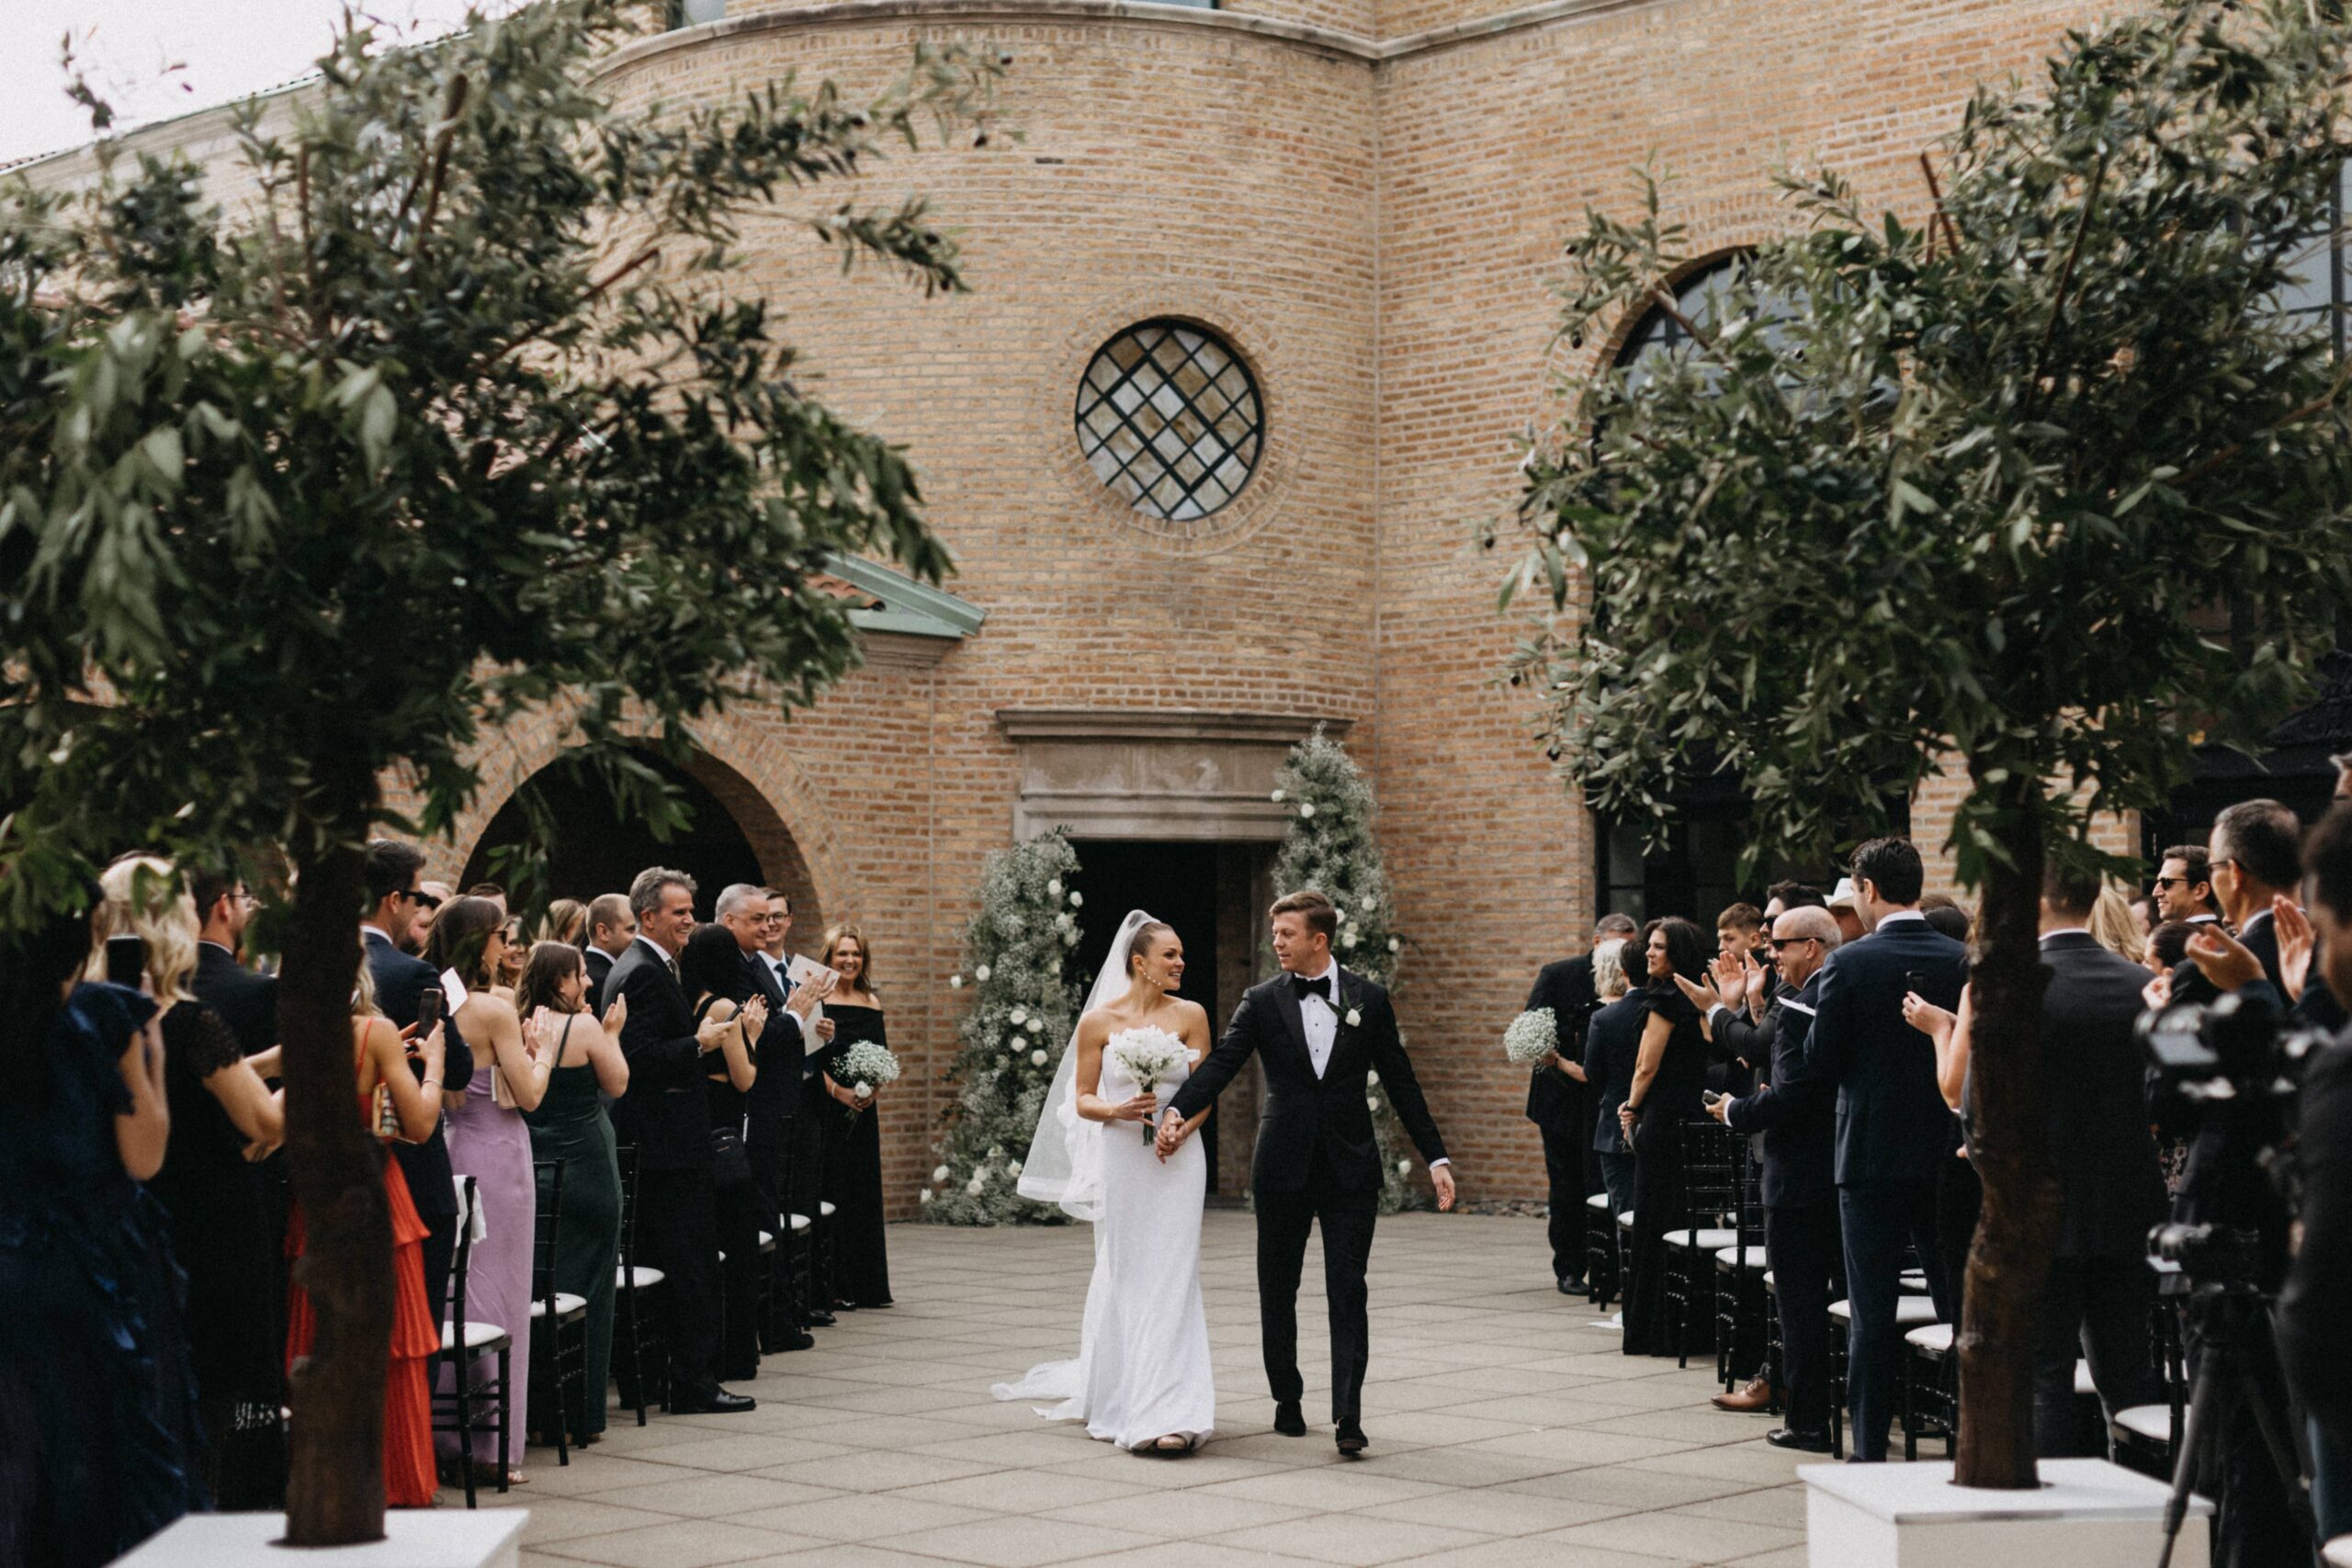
[{"xmin": 486, "ymin": 1213, "xmax": 1823, "ymax": 1567}]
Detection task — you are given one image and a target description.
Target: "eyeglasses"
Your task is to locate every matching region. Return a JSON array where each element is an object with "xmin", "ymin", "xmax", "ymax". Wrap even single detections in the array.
[
  {"xmin": 2153, "ymin": 875, "xmax": 2188, "ymax": 890},
  {"xmin": 1769, "ymin": 937, "xmax": 1818, "ymax": 953},
  {"xmin": 401, "ymin": 890, "xmax": 441, "ymax": 909},
  {"xmin": 760, "ymin": 912, "xmax": 790, "ymax": 925}
]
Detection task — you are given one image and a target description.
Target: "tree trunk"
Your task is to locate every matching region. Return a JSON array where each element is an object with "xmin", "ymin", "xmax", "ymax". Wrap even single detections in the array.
[
  {"xmin": 1952, "ymin": 796, "xmax": 2066, "ymax": 1488},
  {"xmin": 279, "ymin": 837, "xmax": 393, "ymax": 1545}
]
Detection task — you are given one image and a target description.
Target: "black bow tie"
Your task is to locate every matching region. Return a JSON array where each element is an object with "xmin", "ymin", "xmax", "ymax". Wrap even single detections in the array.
[{"xmin": 1291, "ymin": 974, "xmax": 1332, "ymax": 1006}]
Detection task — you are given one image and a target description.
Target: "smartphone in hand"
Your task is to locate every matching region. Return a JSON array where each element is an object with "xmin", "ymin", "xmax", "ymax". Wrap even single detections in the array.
[{"xmin": 105, "ymin": 934, "xmax": 148, "ymax": 989}]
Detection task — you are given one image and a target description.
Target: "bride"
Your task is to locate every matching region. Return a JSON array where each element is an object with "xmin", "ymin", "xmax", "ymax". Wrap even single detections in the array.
[{"xmin": 990, "ymin": 910, "xmax": 1217, "ymax": 1454}]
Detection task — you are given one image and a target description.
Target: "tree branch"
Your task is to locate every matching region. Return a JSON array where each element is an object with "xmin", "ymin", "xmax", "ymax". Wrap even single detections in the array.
[
  {"xmin": 410, "ymin": 73, "xmax": 470, "ymax": 253},
  {"xmin": 1918, "ymin": 152, "xmax": 1963, "ymax": 259},
  {"xmin": 2023, "ymin": 150, "xmax": 2108, "ymax": 418}
]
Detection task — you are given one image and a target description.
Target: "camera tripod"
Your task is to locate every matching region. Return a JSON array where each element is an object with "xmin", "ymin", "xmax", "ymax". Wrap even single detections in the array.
[{"xmin": 2154, "ymin": 1276, "xmax": 2315, "ymax": 1568}]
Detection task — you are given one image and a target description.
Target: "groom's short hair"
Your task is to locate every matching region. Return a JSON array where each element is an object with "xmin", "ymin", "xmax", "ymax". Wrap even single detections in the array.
[{"xmin": 1270, "ymin": 889, "xmax": 1339, "ymax": 941}]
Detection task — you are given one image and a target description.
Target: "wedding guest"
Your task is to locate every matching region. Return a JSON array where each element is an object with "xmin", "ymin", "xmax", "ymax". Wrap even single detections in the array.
[
  {"xmin": 361, "ymin": 839, "xmax": 471, "ymax": 1327},
  {"xmin": 819, "ymin": 924, "xmax": 894, "ymax": 1310},
  {"xmin": 2129, "ymin": 895, "xmax": 2157, "ymax": 938},
  {"xmin": 493, "ymin": 916, "xmax": 526, "ymax": 993},
  {"xmin": 2087, "ymin": 879, "xmax": 2146, "ymax": 964},
  {"xmin": 717, "ymin": 885, "xmax": 821, "ymax": 1351},
  {"xmin": 766, "ymin": 889, "xmax": 839, "ymax": 1329},
  {"xmin": 1523, "ymin": 913, "xmax": 1635, "ymax": 1295},
  {"xmin": 1618, "ymin": 916, "xmax": 1713, "ymax": 1358},
  {"xmin": 2174, "ymin": 800, "xmax": 2344, "ymax": 1028},
  {"xmin": 285, "ymin": 957, "xmax": 447, "ymax": 1509},
  {"xmin": 608, "ymin": 867, "xmax": 754, "ymax": 1415},
  {"xmin": 0, "ymin": 886, "xmax": 206, "ymax": 1566},
  {"xmin": 681, "ymin": 923, "xmax": 764, "ymax": 1381},
  {"xmin": 189, "ymin": 868, "xmax": 276, "ymax": 1055},
  {"xmin": 2146, "ymin": 919, "xmax": 2194, "ymax": 975},
  {"xmin": 1917, "ymin": 892, "xmax": 1972, "ymax": 947},
  {"xmin": 1826, "ymin": 879, "xmax": 1866, "ymax": 944},
  {"xmin": 100, "ymin": 856, "xmax": 288, "ymax": 1508},
  {"xmin": 543, "ymin": 899, "xmax": 588, "ymax": 947},
  {"xmin": 1582, "ymin": 939, "xmax": 1641, "ymax": 1223},
  {"xmin": 1799, "ymin": 837, "xmax": 1968, "ymax": 1461},
  {"xmin": 2153, "ymin": 844, "xmax": 2223, "ymax": 927},
  {"xmin": 1708, "ymin": 903, "xmax": 1768, "ymax": 1095},
  {"xmin": 582, "ymin": 893, "xmax": 635, "ymax": 1011},
  {"xmin": 403, "ymin": 880, "xmax": 455, "ymax": 955},
  {"xmin": 1710, "ymin": 904, "xmax": 1842, "ymax": 1450},
  {"xmin": 468, "ymin": 882, "xmax": 510, "ymax": 913},
  {"xmin": 516, "ymin": 942, "xmax": 629, "ymax": 1447},
  {"xmin": 426, "ymin": 897, "xmax": 552, "ymax": 1484}
]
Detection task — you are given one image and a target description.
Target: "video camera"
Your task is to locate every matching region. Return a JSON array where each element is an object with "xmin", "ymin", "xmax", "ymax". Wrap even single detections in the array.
[{"xmin": 2138, "ymin": 986, "xmax": 2326, "ymax": 1124}]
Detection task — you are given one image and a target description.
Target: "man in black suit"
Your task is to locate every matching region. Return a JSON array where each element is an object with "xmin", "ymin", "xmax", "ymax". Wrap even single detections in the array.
[
  {"xmin": 2152, "ymin": 844, "xmax": 2223, "ymax": 929},
  {"xmin": 1524, "ymin": 912, "xmax": 1635, "ymax": 1295},
  {"xmin": 582, "ymin": 893, "xmax": 635, "ymax": 1013},
  {"xmin": 359, "ymin": 839, "xmax": 470, "ymax": 1323},
  {"xmin": 1711, "ymin": 903, "xmax": 1842, "ymax": 1450},
  {"xmin": 715, "ymin": 883, "xmax": 821, "ymax": 1354},
  {"xmin": 760, "ymin": 889, "xmax": 839, "ymax": 1327},
  {"xmin": 2028, "ymin": 865, "xmax": 2168, "ymax": 1456},
  {"xmin": 2174, "ymin": 799, "xmax": 2346, "ymax": 1029},
  {"xmin": 189, "ymin": 868, "xmax": 277, "ymax": 1056},
  {"xmin": 1795, "ymin": 837, "xmax": 1969, "ymax": 1461},
  {"xmin": 608, "ymin": 866, "xmax": 753, "ymax": 1414},
  {"xmin": 1162, "ymin": 890, "xmax": 1453, "ymax": 1456}
]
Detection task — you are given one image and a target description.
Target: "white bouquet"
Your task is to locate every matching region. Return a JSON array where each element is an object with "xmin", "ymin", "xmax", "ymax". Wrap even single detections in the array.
[
  {"xmin": 837, "ymin": 1040, "xmax": 901, "ymax": 1122},
  {"xmin": 1503, "ymin": 1007, "xmax": 1558, "ymax": 1068},
  {"xmin": 1108, "ymin": 1025, "xmax": 1187, "ymax": 1145}
]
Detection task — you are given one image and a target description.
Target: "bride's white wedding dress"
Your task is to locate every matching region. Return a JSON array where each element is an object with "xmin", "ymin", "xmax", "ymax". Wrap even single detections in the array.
[{"xmin": 991, "ymin": 914, "xmax": 1216, "ymax": 1450}]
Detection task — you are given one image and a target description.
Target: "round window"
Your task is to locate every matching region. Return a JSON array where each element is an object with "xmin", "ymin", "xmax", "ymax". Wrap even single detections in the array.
[{"xmin": 1074, "ymin": 321, "xmax": 1263, "ymax": 522}]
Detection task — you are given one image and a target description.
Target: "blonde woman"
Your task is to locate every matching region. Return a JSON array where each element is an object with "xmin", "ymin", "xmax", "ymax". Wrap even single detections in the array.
[
  {"xmin": 95, "ymin": 855, "xmax": 287, "ymax": 1506},
  {"xmin": 817, "ymin": 924, "xmax": 892, "ymax": 1310},
  {"xmin": 2088, "ymin": 879, "xmax": 2147, "ymax": 965}
]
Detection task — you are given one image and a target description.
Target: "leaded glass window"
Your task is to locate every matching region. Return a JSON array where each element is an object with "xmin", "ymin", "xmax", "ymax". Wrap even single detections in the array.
[
  {"xmin": 2276, "ymin": 162, "xmax": 2352, "ymax": 360},
  {"xmin": 1075, "ymin": 321, "xmax": 1263, "ymax": 523}
]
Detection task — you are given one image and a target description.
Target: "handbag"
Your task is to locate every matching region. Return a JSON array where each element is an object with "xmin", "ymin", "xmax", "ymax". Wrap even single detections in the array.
[{"xmin": 708, "ymin": 1124, "xmax": 753, "ymax": 1190}]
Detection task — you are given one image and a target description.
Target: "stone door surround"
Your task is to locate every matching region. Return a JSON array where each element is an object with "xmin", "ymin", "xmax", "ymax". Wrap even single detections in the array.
[{"xmin": 997, "ymin": 708, "xmax": 1353, "ymax": 842}]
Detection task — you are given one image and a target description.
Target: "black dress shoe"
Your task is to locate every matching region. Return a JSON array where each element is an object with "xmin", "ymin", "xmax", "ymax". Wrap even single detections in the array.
[
  {"xmin": 765, "ymin": 1328, "xmax": 816, "ymax": 1352},
  {"xmin": 1765, "ymin": 1427, "xmax": 1834, "ymax": 1453},
  {"xmin": 1335, "ymin": 1419, "xmax": 1368, "ymax": 1456},
  {"xmin": 674, "ymin": 1389, "xmax": 756, "ymax": 1415},
  {"xmin": 1272, "ymin": 1401, "xmax": 1306, "ymax": 1437},
  {"xmin": 804, "ymin": 1309, "xmax": 837, "ymax": 1327},
  {"xmin": 1557, "ymin": 1275, "xmax": 1587, "ymax": 1295}
]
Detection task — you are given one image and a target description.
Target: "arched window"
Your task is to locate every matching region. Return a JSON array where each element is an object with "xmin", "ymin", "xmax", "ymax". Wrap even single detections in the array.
[{"xmin": 1614, "ymin": 255, "xmax": 1748, "ymax": 383}]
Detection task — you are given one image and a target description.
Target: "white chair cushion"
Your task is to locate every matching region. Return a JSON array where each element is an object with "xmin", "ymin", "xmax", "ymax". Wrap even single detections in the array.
[
  {"xmin": 2113, "ymin": 1404, "xmax": 2175, "ymax": 1443},
  {"xmin": 2322, "ymin": 1536, "xmax": 2352, "ymax": 1568},
  {"xmin": 1827, "ymin": 1298, "xmax": 1937, "ymax": 1326},
  {"xmin": 528, "ymin": 1292, "xmax": 587, "ymax": 1321},
  {"xmin": 1615, "ymin": 1211, "xmax": 1636, "ymax": 1227},
  {"xmin": 615, "ymin": 1264, "xmax": 665, "ymax": 1291},
  {"xmin": 1906, "ymin": 1323, "xmax": 1954, "ymax": 1354},
  {"xmin": 1713, "ymin": 1245, "xmax": 1769, "ymax": 1269},
  {"xmin": 1762, "ymin": 1270, "xmax": 1777, "ymax": 1291},
  {"xmin": 1586, "ymin": 1193, "xmax": 1612, "ymax": 1213},
  {"xmin": 758, "ymin": 1229, "xmax": 776, "ymax": 1251},
  {"xmin": 441, "ymin": 1320, "xmax": 509, "ymax": 1353},
  {"xmin": 2074, "ymin": 1359, "xmax": 2098, "ymax": 1398},
  {"xmin": 820, "ymin": 1201, "xmax": 838, "ymax": 1218},
  {"xmin": 788, "ymin": 1213, "xmax": 812, "ymax": 1234},
  {"xmin": 1665, "ymin": 1227, "xmax": 1738, "ymax": 1252}
]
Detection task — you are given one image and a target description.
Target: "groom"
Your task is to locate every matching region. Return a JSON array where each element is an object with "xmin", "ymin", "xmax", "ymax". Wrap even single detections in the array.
[{"xmin": 1159, "ymin": 889, "xmax": 1454, "ymax": 1455}]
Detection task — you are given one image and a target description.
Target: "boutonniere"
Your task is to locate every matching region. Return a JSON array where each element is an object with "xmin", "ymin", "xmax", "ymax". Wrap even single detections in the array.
[{"xmin": 1344, "ymin": 1003, "xmax": 1363, "ymax": 1027}]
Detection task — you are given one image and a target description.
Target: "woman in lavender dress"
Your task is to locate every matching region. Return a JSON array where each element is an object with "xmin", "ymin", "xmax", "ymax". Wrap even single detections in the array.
[{"xmin": 427, "ymin": 897, "xmax": 555, "ymax": 1485}]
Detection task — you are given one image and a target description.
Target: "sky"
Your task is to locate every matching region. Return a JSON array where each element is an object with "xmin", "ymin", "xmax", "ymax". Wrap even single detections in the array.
[{"xmin": 1, "ymin": 1, "xmax": 487, "ymax": 165}]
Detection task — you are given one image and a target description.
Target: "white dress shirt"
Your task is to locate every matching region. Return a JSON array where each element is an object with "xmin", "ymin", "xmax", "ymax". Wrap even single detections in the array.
[{"xmin": 1295, "ymin": 961, "xmax": 1448, "ymax": 1169}]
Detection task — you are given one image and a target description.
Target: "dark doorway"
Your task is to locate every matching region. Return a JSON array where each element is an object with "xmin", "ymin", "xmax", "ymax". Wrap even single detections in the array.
[
  {"xmin": 1071, "ymin": 840, "xmax": 1224, "ymax": 1192},
  {"xmin": 461, "ymin": 751, "xmax": 763, "ymax": 919}
]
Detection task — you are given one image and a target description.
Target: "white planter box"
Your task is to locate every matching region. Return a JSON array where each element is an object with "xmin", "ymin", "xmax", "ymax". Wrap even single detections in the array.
[
  {"xmin": 1802, "ymin": 1458, "xmax": 2211, "ymax": 1568},
  {"xmin": 118, "ymin": 1510, "xmax": 526, "ymax": 1568}
]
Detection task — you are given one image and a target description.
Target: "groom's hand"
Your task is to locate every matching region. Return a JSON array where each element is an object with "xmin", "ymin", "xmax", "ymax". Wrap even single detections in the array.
[
  {"xmin": 1154, "ymin": 1109, "xmax": 1187, "ymax": 1160},
  {"xmin": 1430, "ymin": 1164, "xmax": 1456, "ymax": 1212}
]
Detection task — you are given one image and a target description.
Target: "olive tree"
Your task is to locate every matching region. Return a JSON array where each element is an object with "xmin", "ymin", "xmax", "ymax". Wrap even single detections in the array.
[
  {"xmin": 1499, "ymin": 0, "xmax": 2352, "ymax": 1487},
  {"xmin": 0, "ymin": 0, "xmax": 998, "ymax": 1541}
]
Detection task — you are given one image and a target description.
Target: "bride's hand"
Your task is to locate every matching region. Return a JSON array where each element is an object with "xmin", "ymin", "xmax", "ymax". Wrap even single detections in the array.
[{"xmin": 1113, "ymin": 1093, "xmax": 1159, "ymax": 1123}]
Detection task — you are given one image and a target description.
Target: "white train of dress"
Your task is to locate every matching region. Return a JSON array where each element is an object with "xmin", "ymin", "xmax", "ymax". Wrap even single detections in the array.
[{"xmin": 990, "ymin": 1042, "xmax": 1216, "ymax": 1450}]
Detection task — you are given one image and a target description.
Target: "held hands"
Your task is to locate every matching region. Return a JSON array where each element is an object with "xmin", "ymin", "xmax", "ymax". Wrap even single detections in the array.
[
  {"xmin": 1705, "ymin": 1093, "xmax": 1731, "ymax": 1125},
  {"xmin": 1154, "ymin": 1108, "xmax": 1189, "ymax": 1161},
  {"xmin": 1617, "ymin": 1102, "xmax": 1639, "ymax": 1140},
  {"xmin": 2185, "ymin": 925, "xmax": 2265, "ymax": 994}
]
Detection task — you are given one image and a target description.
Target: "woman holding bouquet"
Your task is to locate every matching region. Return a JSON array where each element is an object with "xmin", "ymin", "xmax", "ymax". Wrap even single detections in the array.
[
  {"xmin": 993, "ymin": 912, "xmax": 1216, "ymax": 1454},
  {"xmin": 818, "ymin": 926, "xmax": 894, "ymax": 1310}
]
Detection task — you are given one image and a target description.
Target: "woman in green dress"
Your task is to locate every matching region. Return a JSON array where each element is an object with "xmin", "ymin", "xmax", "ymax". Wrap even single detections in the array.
[{"xmin": 517, "ymin": 942, "xmax": 629, "ymax": 1443}]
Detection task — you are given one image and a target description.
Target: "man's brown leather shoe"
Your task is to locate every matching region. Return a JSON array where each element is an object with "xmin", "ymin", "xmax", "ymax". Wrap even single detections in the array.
[{"xmin": 1711, "ymin": 1375, "xmax": 1772, "ymax": 1413}]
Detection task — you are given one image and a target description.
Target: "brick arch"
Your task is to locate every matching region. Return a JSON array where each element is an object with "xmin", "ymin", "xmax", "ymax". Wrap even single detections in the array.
[{"xmin": 435, "ymin": 708, "xmax": 845, "ymax": 933}]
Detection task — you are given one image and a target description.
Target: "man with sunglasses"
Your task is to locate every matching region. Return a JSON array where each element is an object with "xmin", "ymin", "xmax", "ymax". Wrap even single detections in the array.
[{"xmin": 2151, "ymin": 844, "xmax": 2223, "ymax": 929}]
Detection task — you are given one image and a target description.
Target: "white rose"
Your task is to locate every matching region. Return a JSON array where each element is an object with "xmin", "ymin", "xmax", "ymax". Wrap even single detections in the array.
[
  {"xmin": 1361, "ymin": 896, "xmax": 1376, "ymax": 911},
  {"xmin": 1046, "ymin": 878, "xmax": 1063, "ymax": 897},
  {"xmin": 995, "ymin": 1055, "xmax": 1010, "ymax": 1069},
  {"xmin": 919, "ymin": 1188, "xmax": 934, "ymax": 1205},
  {"xmin": 1387, "ymin": 937, "xmax": 1401, "ymax": 953},
  {"xmin": 1367, "ymin": 1096, "xmax": 1381, "ymax": 1111},
  {"xmin": 1396, "ymin": 1158, "xmax": 1412, "ymax": 1175},
  {"xmin": 1345, "ymin": 1009, "xmax": 1362, "ymax": 1026},
  {"xmin": 1271, "ymin": 788, "xmax": 1286, "ymax": 803},
  {"xmin": 1055, "ymin": 911, "xmax": 1072, "ymax": 930},
  {"xmin": 976, "ymin": 964, "xmax": 992, "ymax": 982},
  {"xmin": 854, "ymin": 1081, "xmax": 872, "ymax": 1100},
  {"xmin": 987, "ymin": 1145, "xmax": 1003, "ymax": 1160},
  {"xmin": 1009, "ymin": 1007, "xmax": 1028, "ymax": 1026},
  {"xmin": 967, "ymin": 1177, "xmax": 985, "ymax": 1196},
  {"xmin": 1063, "ymin": 930, "xmax": 1079, "ymax": 946},
  {"xmin": 1365, "ymin": 1069, "xmax": 1380, "ymax": 1086},
  {"xmin": 1299, "ymin": 801, "xmax": 1317, "ymax": 819},
  {"xmin": 1068, "ymin": 890, "xmax": 1083, "ymax": 908},
  {"xmin": 1341, "ymin": 931, "xmax": 1359, "ymax": 949},
  {"xmin": 949, "ymin": 974, "xmax": 964, "ymax": 989},
  {"xmin": 1009, "ymin": 1159, "xmax": 1023, "ymax": 1177},
  {"xmin": 1030, "ymin": 1049, "xmax": 1048, "ymax": 1066},
  {"xmin": 932, "ymin": 1165, "xmax": 950, "ymax": 1183},
  {"xmin": 1011, "ymin": 1034, "xmax": 1028, "ymax": 1052}
]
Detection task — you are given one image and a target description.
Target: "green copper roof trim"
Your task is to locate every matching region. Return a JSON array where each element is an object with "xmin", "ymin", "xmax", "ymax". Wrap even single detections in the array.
[{"xmin": 826, "ymin": 551, "xmax": 986, "ymax": 640}]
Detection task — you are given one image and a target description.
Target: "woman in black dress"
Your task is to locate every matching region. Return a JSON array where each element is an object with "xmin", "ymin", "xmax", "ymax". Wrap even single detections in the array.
[
  {"xmin": 1619, "ymin": 917, "xmax": 1713, "ymax": 1357},
  {"xmin": 679, "ymin": 925, "xmax": 764, "ymax": 1381},
  {"xmin": 817, "ymin": 925, "xmax": 892, "ymax": 1310},
  {"xmin": 102, "ymin": 855, "xmax": 288, "ymax": 1508}
]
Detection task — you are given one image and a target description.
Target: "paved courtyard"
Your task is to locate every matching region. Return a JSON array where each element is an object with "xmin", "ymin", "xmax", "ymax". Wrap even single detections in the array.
[{"xmin": 497, "ymin": 1213, "xmax": 1815, "ymax": 1568}]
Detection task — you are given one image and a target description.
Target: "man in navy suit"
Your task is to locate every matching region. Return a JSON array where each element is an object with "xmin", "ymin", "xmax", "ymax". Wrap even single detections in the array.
[
  {"xmin": 1523, "ymin": 913, "xmax": 1635, "ymax": 1293},
  {"xmin": 582, "ymin": 893, "xmax": 635, "ymax": 1013},
  {"xmin": 1792, "ymin": 837, "xmax": 1969, "ymax": 1461}
]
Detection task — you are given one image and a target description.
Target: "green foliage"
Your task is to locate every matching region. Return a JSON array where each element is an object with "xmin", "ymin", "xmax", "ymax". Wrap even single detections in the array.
[
  {"xmin": 0, "ymin": 0, "xmax": 1003, "ymax": 912},
  {"xmin": 922, "ymin": 831, "xmax": 1084, "ymax": 1224},
  {"xmin": 1498, "ymin": 0, "xmax": 2352, "ymax": 886},
  {"xmin": 1273, "ymin": 728, "xmax": 1421, "ymax": 1213}
]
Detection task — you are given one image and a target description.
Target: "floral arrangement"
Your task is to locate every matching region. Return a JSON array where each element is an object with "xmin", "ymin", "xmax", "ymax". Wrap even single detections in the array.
[
  {"xmin": 1108, "ymin": 1025, "xmax": 1188, "ymax": 1145},
  {"xmin": 1503, "ymin": 1007, "xmax": 1558, "ymax": 1067},
  {"xmin": 837, "ymin": 1040, "xmax": 900, "ymax": 1123}
]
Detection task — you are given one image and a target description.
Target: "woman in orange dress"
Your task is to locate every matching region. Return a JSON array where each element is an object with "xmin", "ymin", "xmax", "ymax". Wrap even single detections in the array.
[{"xmin": 285, "ymin": 958, "xmax": 449, "ymax": 1507}]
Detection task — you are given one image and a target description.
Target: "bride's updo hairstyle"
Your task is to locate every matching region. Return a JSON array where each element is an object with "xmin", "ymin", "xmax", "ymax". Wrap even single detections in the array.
[{"xmin": 1125, "ymin": 920, "xmax": 1176, "ymax": 978}]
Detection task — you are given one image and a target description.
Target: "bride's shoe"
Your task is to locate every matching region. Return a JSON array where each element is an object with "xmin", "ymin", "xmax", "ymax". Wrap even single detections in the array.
[{"xmin": 1146, "ymin": 1434, "xmax": 1196, "ymax": 1456}]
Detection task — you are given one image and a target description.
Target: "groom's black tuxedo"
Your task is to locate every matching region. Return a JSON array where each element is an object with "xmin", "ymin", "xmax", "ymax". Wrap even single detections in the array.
[{"xmin": 1170, "ymin": 965, "xmax": 1447, "ymax": 1426}]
